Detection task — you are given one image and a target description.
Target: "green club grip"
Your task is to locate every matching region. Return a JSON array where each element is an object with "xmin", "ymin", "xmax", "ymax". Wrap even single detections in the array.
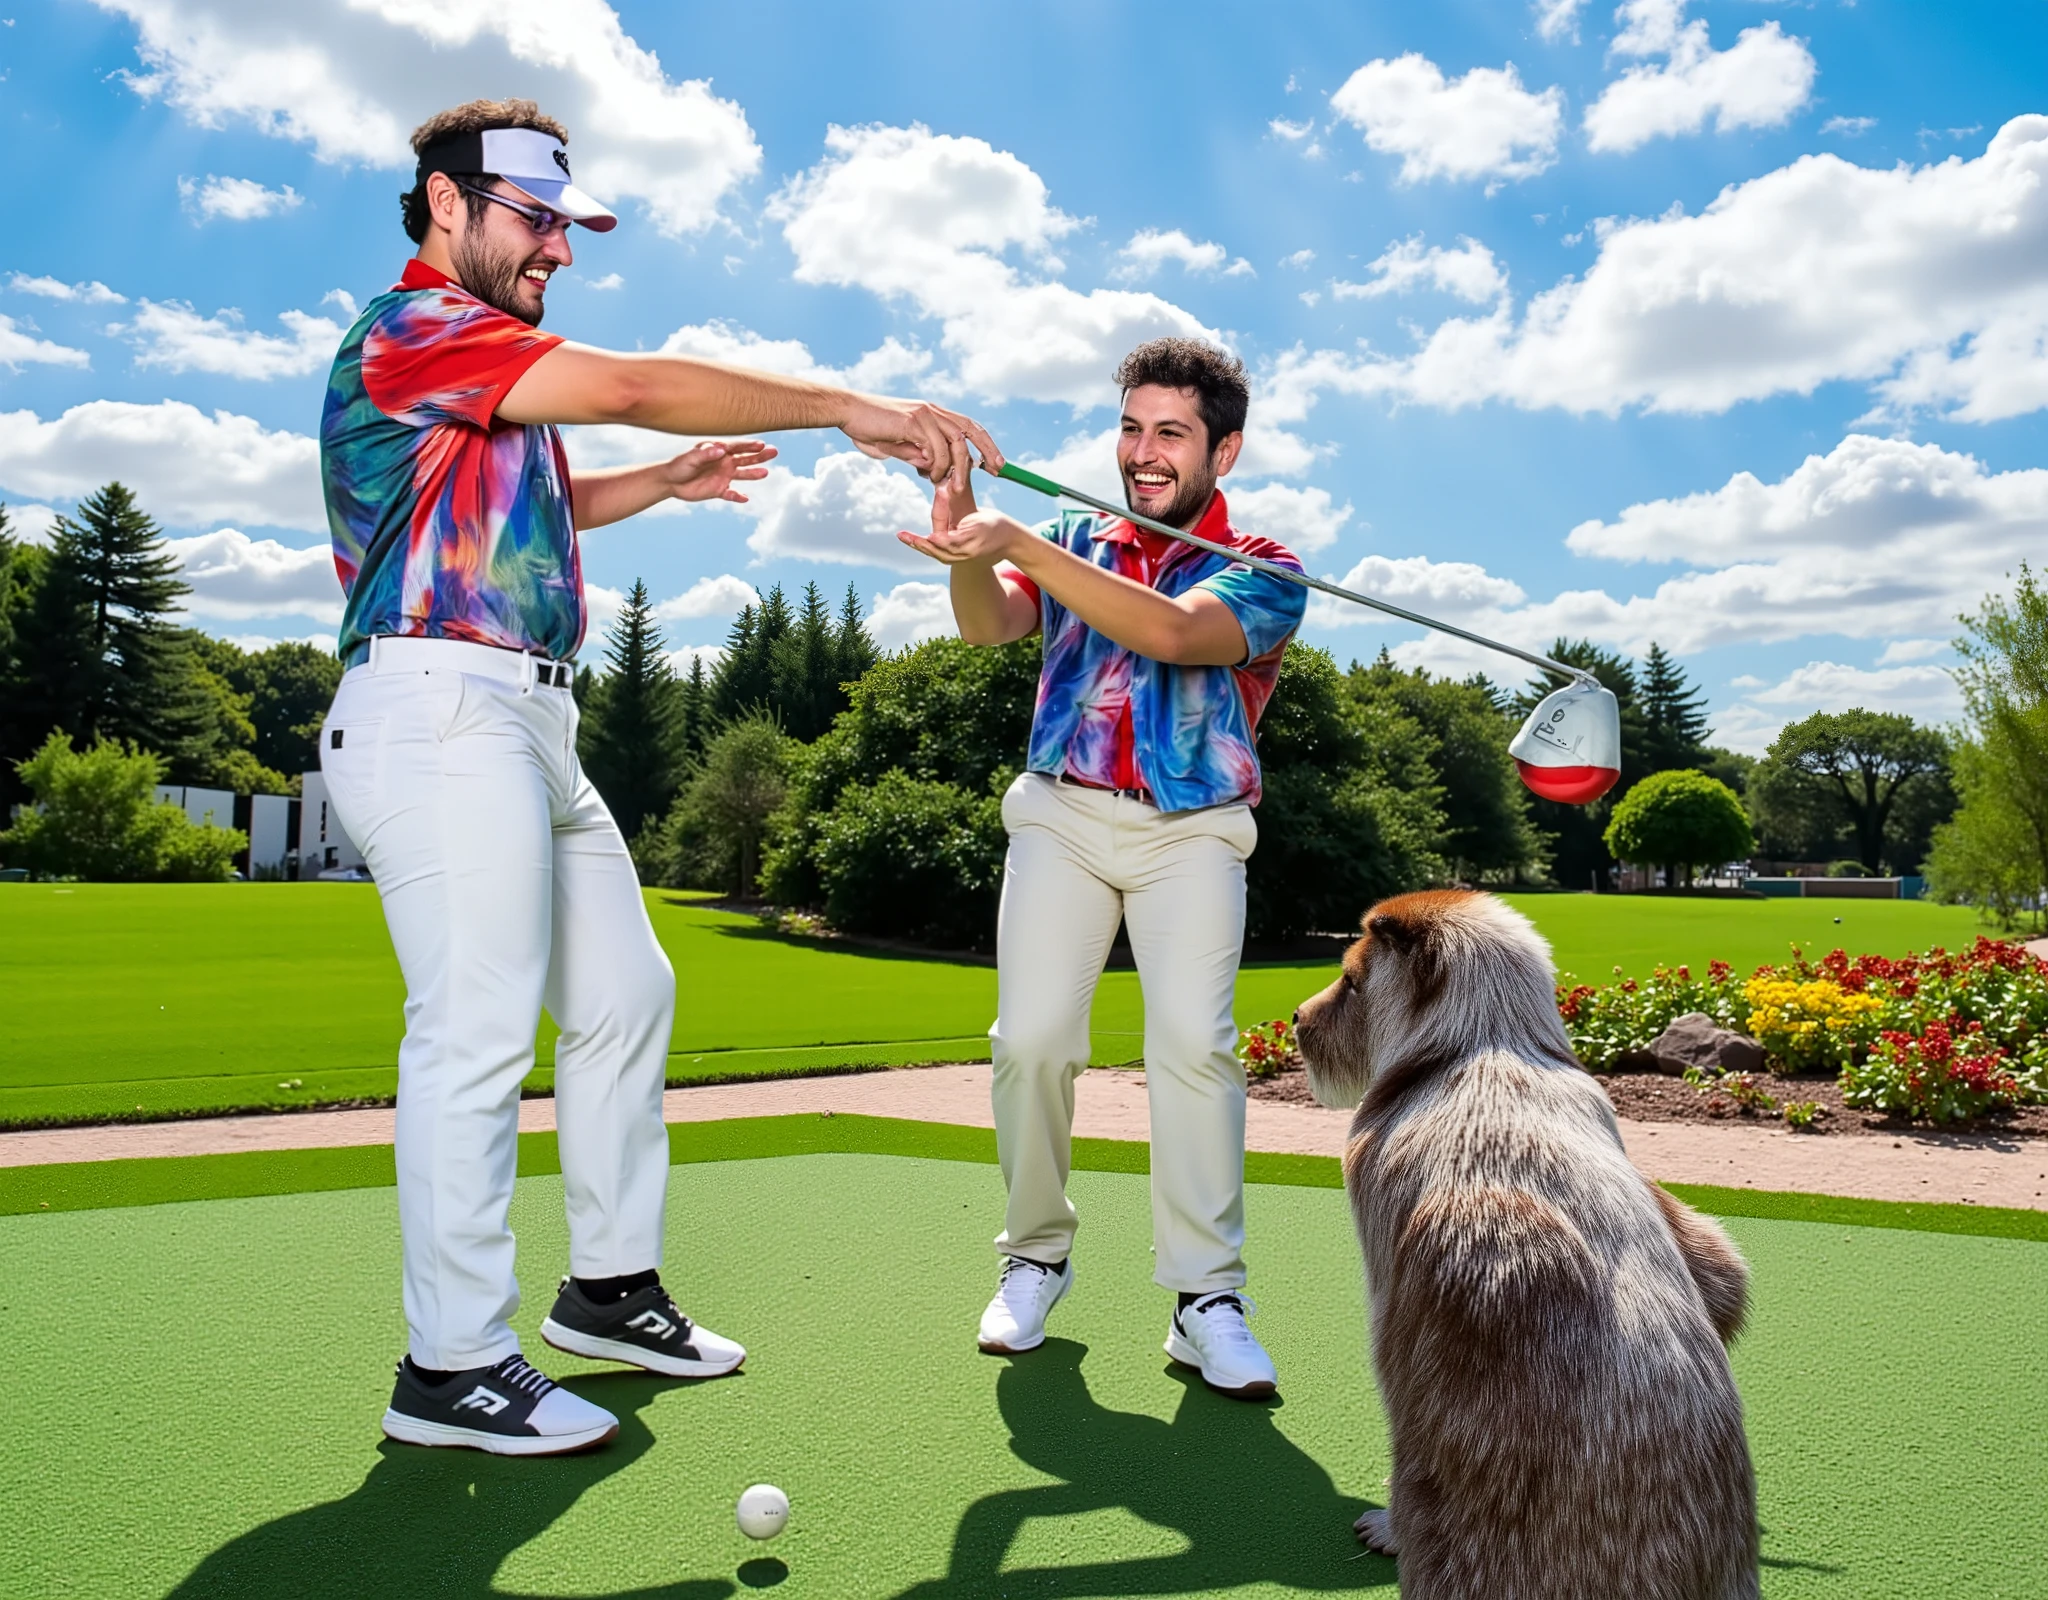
[{"xmin": 995, "ymin": 461, "xmax": 1063, "ymax": 498}]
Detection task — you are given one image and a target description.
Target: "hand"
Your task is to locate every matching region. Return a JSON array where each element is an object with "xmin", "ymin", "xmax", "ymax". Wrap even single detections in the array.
[
  {"xmin": 897, "ymin": 458, "xmax": 1029, "ymax": 566},
  {"xmin": 840, "ymin": 395, "xmax": 1004, "ymax": 483},
  {"xmin": 658, "ymin": 440, "xmax": 777, "ymax": 505}
]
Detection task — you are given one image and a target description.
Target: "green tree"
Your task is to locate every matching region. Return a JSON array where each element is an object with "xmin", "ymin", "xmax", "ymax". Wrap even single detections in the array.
[
  {"xmin": 676, "ymin": 653, "xmax": 712, "ymax": 761},
  {"xmin": 833, "ymin": 582, "xmax": 880, "ymax": 691},
  {"xmin": 1638, "ymin": 643, "xmax": 1711, "ymax": 773},
  {"xmin": 711, "ymin": 583, "xmax": 792, "ymax": 721},
  {"xmin": 811, "ymin": 772, "xmax": 1007, "ymax": 948},
  {"xmin": 1347, "ymin": 652, "xmax": 1543, "ymax": 881},
  {"xmin": 770, "ymin": 581, "xmax": 843, "ymax": 741},
  {"xmin": 1752, "ymin": 709, "xmax": 1949, "ymax": 874},
  {"xmin": 1928, "ymin": 564, "xmax": 2048, "ymax": 929},
  {"xmin": 1246, "ymin": 645, "xmax": 1445, "ymax": 941},
  {"xmin": 14, "ymin": 484, "xmax": 205, "ymax": 759},
  {"xmin": 1602, "ymin": 769, "xmax": 1753, "ymax": 887},
  {"xmin": 1518, "ymin": 640, "xmax": 1650, "ymax": 892},
  {"xmin": 228, "ymin": 640, "xmax": 344, "ymax": 778},
  {"xmin": 0, "ymin": 733, "xmax": 245, "ymax": 881},
  {"xmin": 667, "ymin": 712, "xmax": 792, "ymax": 897},
  {"xmin": 578, "ymin": 579, "xmax": 686, "ymax": 842}
]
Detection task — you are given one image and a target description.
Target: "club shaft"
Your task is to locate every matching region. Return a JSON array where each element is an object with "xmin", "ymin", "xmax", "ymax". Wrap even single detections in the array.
[{"xmin": 989, "ymin": 463, "xmax": 1585, "ymax": 685}]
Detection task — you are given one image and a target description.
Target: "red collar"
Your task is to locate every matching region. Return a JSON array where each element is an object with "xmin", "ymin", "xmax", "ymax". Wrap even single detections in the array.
[
  {"xmin": 1093, "ymin": 489, "xmax": 1233, "ymax": 549},
  {"xmin": 396, "ymin": 258, "xmax": 458, "ymax": 292}
]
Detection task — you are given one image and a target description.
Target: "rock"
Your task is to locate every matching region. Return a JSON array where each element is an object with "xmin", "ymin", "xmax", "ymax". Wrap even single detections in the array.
[{"xmin": 1646, "ymin": 1012, "xmax": 1766, "ymax": 1077}]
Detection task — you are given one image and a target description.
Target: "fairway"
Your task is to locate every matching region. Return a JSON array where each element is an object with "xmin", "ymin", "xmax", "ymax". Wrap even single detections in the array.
[
  {"xmin": 0, "ymin": 883, "xmax": 1990, "ymax": 1125},
  {"xmin": 1, "ymin": 1136, "xmax": 2041, "ymax": 1598}
]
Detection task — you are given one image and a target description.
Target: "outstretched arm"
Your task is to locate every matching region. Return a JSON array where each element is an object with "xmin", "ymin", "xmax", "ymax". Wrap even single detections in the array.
[
  {"xmin": 501, "ymin": 344, "xmax": 1002, "ymax": 485},
  {"xmin": 571, "ymin": 440, "xmax": 777, "ymax": 531},
  {"xmin": 899, "ymin": 465, "xmax": 1247, "ymax": 666}
]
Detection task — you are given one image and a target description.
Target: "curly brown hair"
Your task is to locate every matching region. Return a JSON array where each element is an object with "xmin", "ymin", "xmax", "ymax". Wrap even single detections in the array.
[
  {"xmin": 400, "ymin": 98, "xmax": 570, "ymax": 244},
  {"xmin": 1113, "ymin": 338, "xmax": 1250, "ymax": 448}
]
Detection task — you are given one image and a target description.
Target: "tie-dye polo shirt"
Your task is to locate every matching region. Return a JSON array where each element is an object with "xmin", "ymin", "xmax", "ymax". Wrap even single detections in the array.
[
  {"xmin": 1003, "ymin": 491, "xmax": 1306, "ymax": 812},
  {"xmin": 321, "ymin": 260, "xmax": 582, "ymax": 666}
]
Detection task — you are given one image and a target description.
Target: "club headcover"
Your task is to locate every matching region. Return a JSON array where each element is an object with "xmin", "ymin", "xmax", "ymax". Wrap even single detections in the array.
[{"xmin": 1510, "ymin": 679, "xmax": 1623, "ymax": 804}]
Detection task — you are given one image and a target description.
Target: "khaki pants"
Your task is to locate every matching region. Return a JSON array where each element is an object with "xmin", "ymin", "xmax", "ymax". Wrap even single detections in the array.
[{"xmin": 990, "ymin": 772, "xmax": 1256, "ymax": 1293}]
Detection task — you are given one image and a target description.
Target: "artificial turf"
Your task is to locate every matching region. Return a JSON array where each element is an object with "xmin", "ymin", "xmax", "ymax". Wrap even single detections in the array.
[
  {"xmin": 0, "ymin": 1140, "xmax": 2040, "ymax": 1598},
  {"xmin": 0, "ymin": 883, "xmax": 1991, "ymax": 1126}
]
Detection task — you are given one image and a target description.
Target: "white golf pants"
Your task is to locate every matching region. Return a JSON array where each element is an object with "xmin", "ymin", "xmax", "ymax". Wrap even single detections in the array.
[
  {"xmin": 321, "ymin": 636, "xmax": 675, "ymax": 1371},
  {"xmin": 991, "ymin": 772, "xmax": 1255, "ymax": 1293}
]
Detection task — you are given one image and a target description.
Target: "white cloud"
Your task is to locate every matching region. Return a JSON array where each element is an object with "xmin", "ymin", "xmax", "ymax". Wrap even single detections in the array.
[
  {"xmin": 177, "ymin": 173, "xmax": 301, "ymax": 221},
  {"xmin": 118, "ymin": 299, "xmax": 343, "ymax": 379},
  {"xmin": 1332, "ymin": 235, "xmax": 1507, "ymax": 304},
  {"xmin": 864, "ymin": 581, "xmax": 956, "ymax": 651},
  {"xmin": 1269, "ymin": 117, "xmax": 1315, "ymax": 143},
  {"xmin": 744, "ymin": 451, "xmax": 933, "ymax": 572},
  {"xmin": 1114, "ymin": 228, "xmax": 1228, "ymax": 280},
  {"xmin": 1282, "ymin": 118, "xmax": 2048, "ymax": 423},
  {"xmin": 0, "ymin": 400, "xmax": 323, "ymax": 530},
  {"xmin": 1329, "ymin": 54, "xmax": 1563, "ymax": 184},
  {"xmin": 0, "ymin": 316, "xmax": 90, "ymax": 369},
  {"xmin": 769, "ymin": 123, "xmax": 1213, "ymax": 407},
  {"xmin": 1713, "ymin": 662, "xmax": 1963, "ymax": 754},
  {"xmin": 665, "ymin": 643, "xmax": 728, "ymax": 676},
  {"xmin": 1227, "ymin": 482, "xmax": 1353, "ymax": 555},
  {"xmin": 1310, "ymin": 551, "xmax": 1527, "ymax": 631},
  {"xmin": 1535, "ymin": 0, "xmax": 1591, "ymax": 43},
  {"xmin": 1877, "ymin": 638, "xmax": 1948, "ymax": 665},
  {"xmin": 654, "ymin": 573, "xmax": 759, "ymax": 620},
  {"xmin": 1279, "ymin": 249, "xmax": 1316, "ymax": 270},
  {"xmin": 584, "ymin": 272, "xmax": 625, "ymax": 291},
  {"xmin": 657, "ymin": 318, "xmax": 931, "ymax": 393},
  {"xmin": 165, "ymin": 528, "xmax": 340, "ymax": 622},
  {"xmin": 2, "ymin": 502, "xmax": 61, "ymax": 544},
  {"xmin": 9, "ymin": 273, "xmax": 126, "ymax": 304},
  {"xmin": 582, "ymin": 581, "xmax": 627, "ymax": 639},
  {"xmin": 1584, "ymin": 0, "xmax": 1816, "ymax": 154},
  {"xmin": 1822, "ymin": 115, "xmax": 1876, "ymax": 138},
  {"xmin": 94, "ymin": 0, "xmax": 760, "ymax": 235}
]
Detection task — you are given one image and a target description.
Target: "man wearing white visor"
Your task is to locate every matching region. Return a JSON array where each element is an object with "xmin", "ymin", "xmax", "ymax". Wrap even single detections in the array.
[{"xmin": 319, "ymin": 99, "xmax": 1003, "ymax": 1456}]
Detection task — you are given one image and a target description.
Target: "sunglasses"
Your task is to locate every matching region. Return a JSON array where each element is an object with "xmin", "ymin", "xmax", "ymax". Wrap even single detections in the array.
[{"xmin": 454, "ymin": 180, "xmax": 572, "ymax": 239}]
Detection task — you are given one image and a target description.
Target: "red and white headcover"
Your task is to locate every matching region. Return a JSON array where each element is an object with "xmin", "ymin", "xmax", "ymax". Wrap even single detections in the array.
[{"xmin": 1510, "ymin": 679, "xmax": 1622, "ymax": 804}]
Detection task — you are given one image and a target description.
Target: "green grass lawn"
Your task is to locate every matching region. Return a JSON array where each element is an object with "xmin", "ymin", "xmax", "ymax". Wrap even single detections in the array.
[
  {"xmin": 1, "ymin": 1126, "xmax": 2039, "ymax": 1598},
  {"xmin": 0, "ymin": 883, "xmax": 1990, "ymax": 1126}
]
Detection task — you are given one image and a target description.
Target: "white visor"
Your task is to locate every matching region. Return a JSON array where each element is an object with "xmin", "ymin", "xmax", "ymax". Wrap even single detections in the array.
[{"xmin": 469, "ymin": 127, "xmax": 617, "ymax": 231}]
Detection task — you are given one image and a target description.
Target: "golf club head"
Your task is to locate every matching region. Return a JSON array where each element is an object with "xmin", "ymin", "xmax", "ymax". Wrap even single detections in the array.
[{"xmin": 1510, "ymin": 680, "xmax": 1622, "ymax": 804}]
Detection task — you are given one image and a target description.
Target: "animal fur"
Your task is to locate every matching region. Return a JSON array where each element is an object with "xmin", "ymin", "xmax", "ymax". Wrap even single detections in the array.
[{"xmin": 1293, "ymin": 889, "xmax": 1759, "ymax": 1600}]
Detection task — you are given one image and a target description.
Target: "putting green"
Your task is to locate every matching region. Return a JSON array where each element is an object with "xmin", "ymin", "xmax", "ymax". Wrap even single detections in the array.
[
  {"xmin": 0, "ymin": 1138, "xmax": 2040, "ymax": 1597},
  {"xmin": 0, "ymin": 884, "xmax": 1989, "ymax": 1126}
]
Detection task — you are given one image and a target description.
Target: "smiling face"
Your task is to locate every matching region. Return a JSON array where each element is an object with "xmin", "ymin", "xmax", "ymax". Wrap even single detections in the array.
[
  {"xmin": 444, "ymin": 177, "xmax": 574, "ymax": 327},
  {"xmin": 1117, "ymin": 383, "xmax": 1243, "ymax": 530}
]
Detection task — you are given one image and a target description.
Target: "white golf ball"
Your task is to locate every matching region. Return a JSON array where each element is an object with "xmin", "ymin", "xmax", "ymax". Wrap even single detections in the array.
[{"xmin": 736, "ymin": 1483, "xmax": 789, "ymax": 1541}]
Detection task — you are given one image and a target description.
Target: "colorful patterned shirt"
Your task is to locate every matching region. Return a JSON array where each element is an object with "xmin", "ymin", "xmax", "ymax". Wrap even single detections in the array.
[
  {"xmin": 1005, "ymin": 491, "xmax": 1306, "ymax": 812},
  {"xmin": 321, "ymin": 260, "xmax": 581, "ymax": 665}
]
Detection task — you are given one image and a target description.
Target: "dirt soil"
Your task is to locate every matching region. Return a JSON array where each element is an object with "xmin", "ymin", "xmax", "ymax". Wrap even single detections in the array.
[{"xmin": 1249, "ymin": 1063, "xmax": 2048, "ymax": 1141}]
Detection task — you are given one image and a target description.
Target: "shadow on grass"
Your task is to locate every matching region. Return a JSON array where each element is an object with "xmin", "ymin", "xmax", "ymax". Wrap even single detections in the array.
[
  {"xmin": 892, "ymin": 1339, "xmax": 1391, "ymax": 1597},
  {"xmin": 164, "ymin": 1374, "xmax": 735, "ymax": 1599}
]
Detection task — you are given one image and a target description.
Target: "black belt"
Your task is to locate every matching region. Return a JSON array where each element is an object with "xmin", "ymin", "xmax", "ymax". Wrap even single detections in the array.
[{"xmin": 1057, "ymin": 773, "xmax": 1155, "ymax": 806}]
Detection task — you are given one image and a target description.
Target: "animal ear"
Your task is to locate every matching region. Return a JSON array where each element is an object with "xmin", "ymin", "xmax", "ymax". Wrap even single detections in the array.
[
  {"xmin": 1366, "ymin": 905, "xmax": 1446, "ymax": 1005},
  {"xmin": 1365, "ymin": 909, "xmax": 1421, "ymax": 953}
]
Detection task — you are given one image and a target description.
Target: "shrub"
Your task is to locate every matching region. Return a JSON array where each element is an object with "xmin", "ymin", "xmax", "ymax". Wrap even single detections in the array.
[
  {"xmin": 1602, "ymin": 768, "xmax": 1753, "ymax": 885},
  {"xmin": 811, "ymin": 772, "xmax": 1006, "ymax": 950},
  {"xmin": 1841, "ymin": 1018, "xmax": 2024, "ymax": 1125},
  {"xmin": 1558, "ymin": 959, "xmax": 1746, "ymax": 1069},
  {"xmin": 0, "ymin": 733, "xmax": 243, "ymax": 882},
  {"xmin": 639, "ymin": 714, "xmax": 792, "ymax": 896},
  {"xmin": 1781, "ymin": 1100, "xmax": 1822, "ymax": 1130},
  {"xmin": 1237, "ymin": 1019, "xmax": 1302, "ymax": 1079}
]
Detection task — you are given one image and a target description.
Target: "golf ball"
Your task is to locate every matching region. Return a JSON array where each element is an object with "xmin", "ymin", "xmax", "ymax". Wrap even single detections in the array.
[{"xmin": 736, "ymin": 1483, "xmax": 789, "ymax": 1541}]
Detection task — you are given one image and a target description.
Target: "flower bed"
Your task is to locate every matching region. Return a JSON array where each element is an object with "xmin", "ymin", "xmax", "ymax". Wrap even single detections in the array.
[{"xmin": 1555, "ymin": 936, "xmax": 2048, "ymax": 1127}]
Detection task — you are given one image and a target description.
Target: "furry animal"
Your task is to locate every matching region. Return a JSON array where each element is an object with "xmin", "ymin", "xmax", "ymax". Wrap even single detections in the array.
[{"xmin": 1293, "ymin": 890, "xmax": 1759, "ymax": 1600}]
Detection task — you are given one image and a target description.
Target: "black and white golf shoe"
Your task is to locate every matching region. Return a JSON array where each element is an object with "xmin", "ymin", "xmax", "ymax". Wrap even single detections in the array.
[
  {"xmin": 540, "ymin": 1277, "xmax": 747, "ymax": 1379},
  {"xmin": 381, "ymin": 1353, "xmax": 619, "ymax": 1456}
]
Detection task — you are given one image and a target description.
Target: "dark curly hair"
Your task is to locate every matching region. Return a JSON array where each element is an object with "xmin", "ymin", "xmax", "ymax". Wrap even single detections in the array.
[
  {"xmin": 399, "ymin": 98, "xmax": 571, "ymax": 244},
  {"xmin": 1113, "ymin": 338, "xmax": 1250, "ymax": 449}
]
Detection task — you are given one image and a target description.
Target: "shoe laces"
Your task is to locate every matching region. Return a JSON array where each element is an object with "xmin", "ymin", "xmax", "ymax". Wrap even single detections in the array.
[
  {"xmin": 646, "ymin": 1285, "xmax": 695, "ymax": 1338},
  {"xmin": 487, "ymin": 1354, "xmax": 557, "ymax": 1398},
  {"xmin": 996, "ymin": 1255, "xmax": 1058, "ymax": 1303},
  {"xmin": 1186, "ymin": 1291, "xmax": 1260, "ymax": 1345}
]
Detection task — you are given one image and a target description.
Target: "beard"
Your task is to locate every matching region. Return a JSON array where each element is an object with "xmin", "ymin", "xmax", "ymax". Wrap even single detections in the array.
[
  {"xmin": 452, "ymin": 227, "xmax": 546, "ymax": 326},
  {"xmin": 1122, "ymin": 461, "xmax": 1216, "ymax": 530}
]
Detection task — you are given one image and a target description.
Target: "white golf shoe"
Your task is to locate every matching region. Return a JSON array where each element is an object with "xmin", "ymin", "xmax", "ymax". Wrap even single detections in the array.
[
  {"xmin": 1164, "ymin": 1291, "xmax": 1278, "ymax": 1399},
  {"xmin": 977, "ymin": 1255, "xmax": 1072, "ymax": 1353}
]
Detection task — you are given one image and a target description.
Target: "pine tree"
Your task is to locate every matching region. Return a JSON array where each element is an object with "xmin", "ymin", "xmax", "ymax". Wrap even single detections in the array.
[
  {"xmin": 771, "ymin": 582, "xmax": 841, "ymax": 740},
  {"xmin": 834, "ymin": 582, "xmax": 879, "ymax": 688},
  {"xmin": 676, "ymin": 653, "xmax": 711, "ymax": 760},
  {"xmin": 1639, "ymin": 642, "xmax": 1711, "ymax": 774},
  {"xmin": 579, "ymin": 579, "xmax": 686, "ymax": 842},
  {"xmin": 712, "ymin": 583, "xmax": 792, "ymax": 720},
  {"xmin": 13, "ymin": 483, "xmax": 206, "ymax": 759}
]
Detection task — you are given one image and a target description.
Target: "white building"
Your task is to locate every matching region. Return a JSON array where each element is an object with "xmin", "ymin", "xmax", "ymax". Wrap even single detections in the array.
[
  {"xmin": 298, "ymin": 771, "xmax": 367, "ymax": 878},
  {"xmin": 154, "ymin": 784, "xmax": 234, "ymax": 829}
]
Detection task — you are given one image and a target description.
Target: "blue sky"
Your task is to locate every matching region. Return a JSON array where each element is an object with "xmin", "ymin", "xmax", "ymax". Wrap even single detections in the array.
[{"xmin": 4, "ymin": 0, "xmax": 2046, "ymax": 751}]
